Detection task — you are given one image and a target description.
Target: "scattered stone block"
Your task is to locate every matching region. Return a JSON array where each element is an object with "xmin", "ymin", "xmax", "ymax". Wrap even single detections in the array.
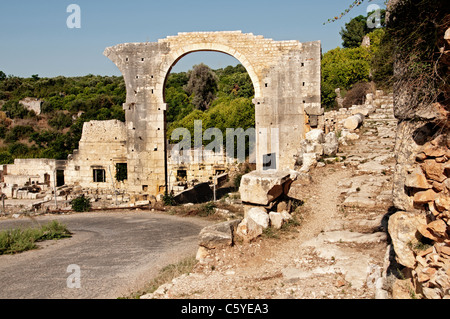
[
  {"xmin": 344, "ymin": 113, "xmax": 364, "ymax": 130},
  {"xmin": 247, "ymin": 207, "xmax": 269, "ymax": 229},
  {"xmin": 239, "ymin": 170, "xmax": 291, "ymax": 206},
  {"xmin": 269, "ymin": 212, "xmax": 284, "ymax": 229},
  {"xmin": 198, "ymin": 219, "xmax": 241, "ymax": 250},
  {"xmin": 236, "ymin": 217, "xmax": 263, "ymax": 243}
]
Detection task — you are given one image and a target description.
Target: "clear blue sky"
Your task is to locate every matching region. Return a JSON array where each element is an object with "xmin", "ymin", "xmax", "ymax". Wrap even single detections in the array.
[{"xmin": 0, "ymin": 0, "xmax": 385, "ymax": 78}]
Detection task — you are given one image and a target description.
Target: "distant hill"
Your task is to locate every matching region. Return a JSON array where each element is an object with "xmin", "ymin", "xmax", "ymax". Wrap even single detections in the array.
[{"xmin": 0, "ymin": 64, "xmax": 255, "ymax": 163}]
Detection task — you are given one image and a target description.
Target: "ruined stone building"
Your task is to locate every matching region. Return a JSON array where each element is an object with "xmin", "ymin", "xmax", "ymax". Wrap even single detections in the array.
[{"xmin": 0, "ymin": 31, "xmax": 322, "ymax": 199}]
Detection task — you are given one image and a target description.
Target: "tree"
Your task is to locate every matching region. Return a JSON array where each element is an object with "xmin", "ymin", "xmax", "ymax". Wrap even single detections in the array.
[
  {"xmin": 340, "ymin": 15, "xmax": 369, "ymax": 48},
  {"xmin": 340, "ymin": 10, "xmax": 386, "ymax": 48},
  {"xmin": 184, "ymin": 64, "xmax": 218, "ymax": 110},
  {"xmin": 0, "ymin": 71, "xmax": 6, "ymax": 81}
]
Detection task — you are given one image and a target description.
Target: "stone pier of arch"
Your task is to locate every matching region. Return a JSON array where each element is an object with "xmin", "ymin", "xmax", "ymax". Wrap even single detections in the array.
[{"xmin": 104, "ymin": 31, "xmax": 322, "ymax": 196}]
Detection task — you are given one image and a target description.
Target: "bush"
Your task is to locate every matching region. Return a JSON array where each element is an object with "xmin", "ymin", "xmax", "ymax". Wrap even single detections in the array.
[
  {"xmin": 162, "ymin": 193, "xmax": 176, "ymax": 206},
  {"xmin": 70, "ymin": 195, "xmax": 91, "ymax": 212},
  {"xmin": 342, "ymin": 82, "xmax": 374, "ymax": 108}
]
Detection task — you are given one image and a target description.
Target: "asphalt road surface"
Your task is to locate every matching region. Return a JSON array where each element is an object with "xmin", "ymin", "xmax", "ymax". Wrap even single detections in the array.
[{"xmin": 0, "ymin": 211, "xmax": 212, "ymax": 299}]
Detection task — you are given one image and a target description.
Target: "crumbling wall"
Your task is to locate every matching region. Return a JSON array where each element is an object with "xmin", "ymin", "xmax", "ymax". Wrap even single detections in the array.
[
  {"xmin": 65, "ymin": 119, "xmax": 128, "ymax": 189},
  {"xmin": 1, "ymin": 158, "xmax": 65, "ymax": 199}
]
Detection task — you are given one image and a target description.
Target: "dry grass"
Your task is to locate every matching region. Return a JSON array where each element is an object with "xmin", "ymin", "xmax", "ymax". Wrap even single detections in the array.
[{"xmin": 126, "ymin": 255, "xmax": 198, "ymax": 299}]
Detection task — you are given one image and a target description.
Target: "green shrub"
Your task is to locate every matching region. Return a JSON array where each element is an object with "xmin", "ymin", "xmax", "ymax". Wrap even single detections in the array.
[
  {"xmin": 70, "ymin": 195, "xmax": 91, "ymax": 212},
  {"xmin": 162, "ymin": 193, "xmax": 176, "ymax": 206}
]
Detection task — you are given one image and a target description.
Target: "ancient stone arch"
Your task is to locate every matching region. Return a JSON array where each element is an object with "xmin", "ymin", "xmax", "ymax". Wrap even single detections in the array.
[{"xmin": 104, "ymin": 31, "xmax": 321, "ymax": 195}]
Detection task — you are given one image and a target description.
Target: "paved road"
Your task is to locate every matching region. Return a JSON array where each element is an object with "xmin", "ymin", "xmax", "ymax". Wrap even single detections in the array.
[{"xmin": 0, "ymin": 211, "xmax": 211, "ymax": 299}]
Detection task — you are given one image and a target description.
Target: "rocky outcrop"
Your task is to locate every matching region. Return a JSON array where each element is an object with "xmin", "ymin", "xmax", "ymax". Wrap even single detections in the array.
[{"xmin": 387, "ymin": 1, "xmax": 450, "ymax": 299}]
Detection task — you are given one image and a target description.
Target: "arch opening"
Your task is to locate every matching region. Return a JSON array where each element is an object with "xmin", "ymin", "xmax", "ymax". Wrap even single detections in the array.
[{"xmin": 162, "ymin": 51, "xmax": 257, "ymax": 195}]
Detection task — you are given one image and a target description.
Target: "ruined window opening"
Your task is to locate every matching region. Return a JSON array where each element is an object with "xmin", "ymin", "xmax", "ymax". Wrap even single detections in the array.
[
  {"xmin": 141, "ymin": 58, "xmax": 145, "ymax": 61},
  {"xmin": 176, "ymin": 170, "xmax": 187, "ymax": 182},
  {"xmin": 115, "ymin": 163, "xmax": 127, "ymax": 182},
  {"xmin": 142, "ymin": 185, "xmax": 149, "ymax": 192},
  {"xmin": 265, "ymin": 83, "xmax": 268, "ymax": 87},
  {"xmin": 263, "ymin": 153, "xmax": 276, "ymax": 170},
  {"xmin": 75, "ymin": 166, "xmax": 80, "ymax": 171},
  {"xmin": 301, "ymin": 62, "xmax": 304, "ymax": 67},
  {"xmin": 215, "ymin": 169, "xmax": 225, "ymax": 176},
  {"xmin": 56, "ymin": 170, "xmax": 65, "ymax": 187},
  {"xmin": 44, "ymin": 173, "xmax": 50, "ymax": 187},
  {"xmin": 93, "ymin": 169, "xmax": 106, "ymax": 183},
  {"xmin": 302, "ymin": 82, "xmax": 305, "ymax": 86}
]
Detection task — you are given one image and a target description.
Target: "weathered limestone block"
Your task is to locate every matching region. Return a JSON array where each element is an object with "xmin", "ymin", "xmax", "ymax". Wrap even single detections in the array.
[
  {"xmin": 323, "ymin": 132, "xmax": 339, "ymax": 156},
  {"xmin": 239, "ymin": 170, "xmax": 291, "ymax": 205},
  {"xmin": 300, "ymin": 153, "xmax": 318, "ymax": 173},
  {"xmin": 388, "ymin": 211, "xmax": 427, "ymax": 268},
  {"xmin": 246, "ymin": 207, "xmax": 269, "ymax": 229},
  {"xmin": 413, "ymin": 189, "xmax": 438, "ymax": 206},
  {"xmin": 269, "ymin": 211, "xmax": 291, "ymax": 229},
  {"xmin": 305, "ymin": 129, "xmax": 324, "ymax": 144},
  {"xmin": 421, "ymin": 160, "xmax": 446, "ymax": 183},
  {"xmin": 236, "ymin": 217, "xmax": 263, "ymax": 243}
]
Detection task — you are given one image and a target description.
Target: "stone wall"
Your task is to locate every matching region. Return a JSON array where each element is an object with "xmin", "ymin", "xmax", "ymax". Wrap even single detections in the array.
[
  {"xmin": 1, "ymin": 158, "xmax": 66, "ymax": 199},
  {"xmin": 65, "ymin": 119, "xmax": 128, "ymax": 189}
]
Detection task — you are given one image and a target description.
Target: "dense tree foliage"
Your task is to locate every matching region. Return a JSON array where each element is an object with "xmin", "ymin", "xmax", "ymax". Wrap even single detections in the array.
[
  {"xmin": 322, "ymin": 11, "xmax": 392, "ymax": 110},
  {"xmin": 184, "ymin": 63, "xmax": 218, "ymax": 111},
  {"xmin": 0, "ymin": 75, "xmax": 126, "ymax": 163},
  {"xmin": 0, "ymin": 64, "xmax": 256, "ymax": 164}
]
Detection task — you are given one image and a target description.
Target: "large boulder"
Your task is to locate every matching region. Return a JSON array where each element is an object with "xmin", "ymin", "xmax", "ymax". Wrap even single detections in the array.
[
  {"xmin": 239, "ymin": 170, "xmax": 291, "ymax": 206},
  {"xmin": 388, "ymin": 211, "xmax": 427, "ymax": 268}
]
